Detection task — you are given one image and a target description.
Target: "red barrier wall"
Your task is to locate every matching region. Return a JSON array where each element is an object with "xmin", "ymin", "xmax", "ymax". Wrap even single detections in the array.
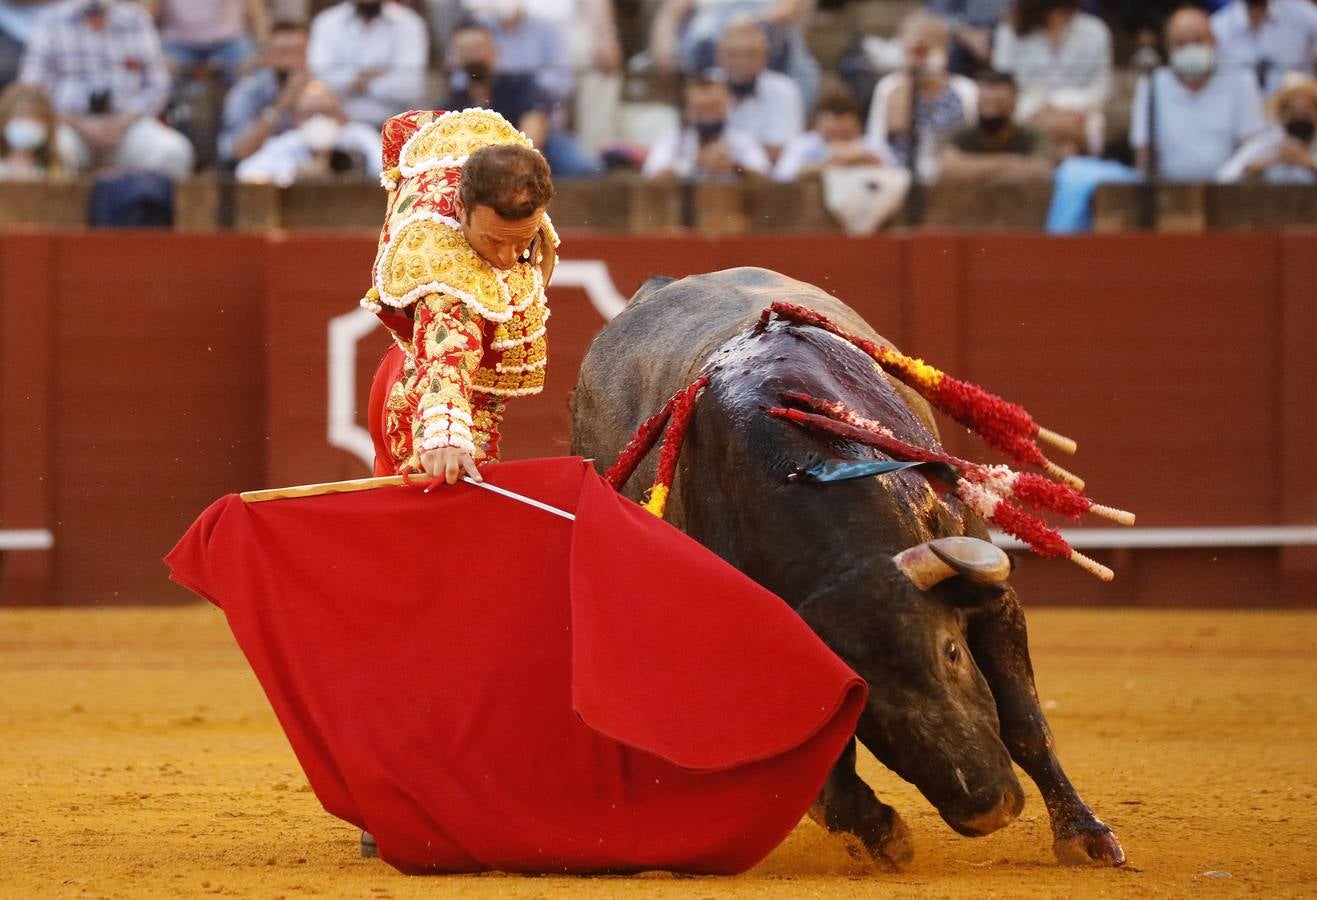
[{"xmin": 2, "ymin": 231, "xmax": 1313, "ymax": 607}]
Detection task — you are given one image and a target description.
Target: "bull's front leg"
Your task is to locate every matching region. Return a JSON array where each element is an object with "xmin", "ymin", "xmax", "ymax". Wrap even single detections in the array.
[
  {"xmin": 809, "ymin": 738, "xmax": 914, "ymax": 871},
  {"xmin": 967, "ymin": 595, "xmax": 1125, "ymax": 867}
]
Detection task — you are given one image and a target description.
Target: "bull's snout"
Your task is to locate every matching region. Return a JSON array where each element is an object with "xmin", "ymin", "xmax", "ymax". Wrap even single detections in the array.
[{"xmin": 946, "ymin": 783, "xmax": 1025, "ymax": 837}]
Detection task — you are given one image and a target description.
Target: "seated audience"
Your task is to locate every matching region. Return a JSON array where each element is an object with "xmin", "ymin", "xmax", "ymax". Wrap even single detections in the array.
[
  {"xmin": 717, "ymin": 17, "xmax": 803, "ymax": 163},
  {"xmin": 307, "ymin": 0, "xmax": 427, "ymax": 128},
  {"xmin": 650, "ymin": 0, "xmax": 820, "ymax": 106},
  {"xmin": 144, "ymin": 0, "xmax": 267, "ymax": 84},
  {"xmin": 866, "ymin": 11, "xmax": 977, "ymax": 181},
  {"xmin": 924, "ymin": 0, "xmax": 1012, "ymax": 77},
  {"xmin": 0, "ymin": 80, "xmax": 67, "ymax": 179},
  {"xmin": 643, "ymin": 73, "xmax": 770, "ymax": 180},
  {"xmin": 445, "ymin": 19, "xmax": 600, "ymax": 177},
  {"xmin": 235, "ymin": 79, "xmax": 381, "ymax": 186},
  {"xmin": 19, "ymin": 0, "xmax": 194, "ymax": 179},
  {"xmin": 1210, "ymin": 0, "xmax": 1317, "ymax": 97},
  {"xmin": 465, "ymin": 0, "xmax": 573, "ymax": 103},
  {"xmin": 940, "ymin": 68, "xmax": 1054, "ymax": 181},
  {"xmin": 773, "ymin": 89, "xmax": 883, "ymax": 181},
  {"xmin": 219, "ymin": 20, "xmax": 310, "ymax": 165},
  {"xmin": 992, "ymin": 0, "xmax": 1112, "ymax": 153},
  {"xmin": 1, "ymin": 0, "xmax": 59, "ymax": 91},
  {"xmin": 1217, "ymin": 76, "xmax": 1317, "ymax": 182},
  {"xmin": 510, "ymin": 0, "xmax": 623, "ymax": 153},
  {"xmin": 1131, "ymin": 6, "xmax": 1266, "ymax": 181}
]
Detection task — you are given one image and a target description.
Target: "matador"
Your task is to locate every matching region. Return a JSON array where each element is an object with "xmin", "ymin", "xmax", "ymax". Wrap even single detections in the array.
[{"xmin": 363, "ymin": 108, "xmax": 558, "ymax": 484}]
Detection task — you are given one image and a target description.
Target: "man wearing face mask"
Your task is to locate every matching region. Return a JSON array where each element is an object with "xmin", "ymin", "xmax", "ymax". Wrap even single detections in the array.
[
  {"xmin": 939, "ymin": 68, "xmax": 1053, "ymax": 182},
  {"xmin": 306, "ymin": 0, "xmax": 426, "ymax": 128},
  {"xmin": 0, "ymin": 81, "xmax": 65, "ymax": 180},
  {"xmin": 1218, "ymin": 75, "xmax": 1317, "ymax": 182},
  {"xmin": 234, "ymin": 78, "xmax": 381, "ymax": 186},
  {"xmin": 1211, "ymin": 0, "xmax": 1317, "ymax": 97},
  {"xmin": 642, "ymin": 73, "xmax": 770, "ymax": 180},
  {"xmin": 1131, "ymin": 6, "xmax": 1266, "ymax": 182},
  {"xmin": 716, "ymin": 17, "xmax": 803, "ymax": 164},
  {"xmin": 219, "ymin": 19, "xmax": 310, "ymax": 165}
]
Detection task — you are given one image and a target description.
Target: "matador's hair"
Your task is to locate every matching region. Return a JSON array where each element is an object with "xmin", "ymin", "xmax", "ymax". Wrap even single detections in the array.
[{"xmin": 459, "ymin": 144, "xmax": 554, "ymax": 221}]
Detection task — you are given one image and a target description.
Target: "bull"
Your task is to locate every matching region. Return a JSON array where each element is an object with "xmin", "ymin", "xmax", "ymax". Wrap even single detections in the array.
[{"xmin": 570, "ymin": 267, "xmax": 1125, "ymax": 869}]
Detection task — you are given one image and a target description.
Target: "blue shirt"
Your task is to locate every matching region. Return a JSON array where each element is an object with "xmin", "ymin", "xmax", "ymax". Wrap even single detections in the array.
[
  {"xmin": 1211, "ymin": 0, "xmax": 1317, "ymax": 96},
  {"xmin": 218, "ymin": 67, "xmax": 289, "ymax": 162},
  {"xmin": 448, "ymin": 73, "xmax": 551, "ymax": 132}
]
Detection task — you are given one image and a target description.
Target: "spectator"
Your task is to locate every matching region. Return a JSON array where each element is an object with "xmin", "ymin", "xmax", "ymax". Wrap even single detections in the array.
[
  {"xmin": 307, "ymin": 0, "xmax": 427, "ymax": 128},
  {"xmin": 939, "ymin": 68, "xmax": 1054, "ymax": 182},
  {"xmin": 143, "ymin": 0, "xmax": 268, "ymax": 84},
  {"xmin": 1, "ymin": 0, "xmax": 59, "ymax": 90},
  {"xmin": 642, "ymin": 73, "xmax": 770, "ymax": 179},
  {"xmin": 925, "ymin": 0, "xmax": 1012, "ymax": 77},
  {"xmin": 219, "ymin": 20, "xmax": 310, "ymax": 165},
  {"xmin": 865, "ymin": 12, "xmax": 977, "ymax": 181},
  {"xmin": 465, "ymin": 0, "xmax": 572, "ymax": 103},
  {"xmin": 501, "ymin": 0, "xmax": 623, "ymax": 154},
  {"xmin": 446, "ymin": 19, "xmax": 600, "ymax": 177},
  {"xmin": 235, "ymin": 78, "xmax": 381, "ymax": 186},
  {"xmin": 650, "ymin": 0, "xmax": 821, "ymax": 106},
  {"xmin": 992, "ymin": 0, "xmax": 1112, "ymax": 153},
  {"xmin": 1217, "ymin": 75, "xmax": 1317, "ymax": 182},
  {"xmin": 1210, "ymin": 0, "xmax": 1317, "ymax": 97},
  {"xmin": 0, "ymin": 80, "xmax": 66, "ymax": 179},
  {"xmin": 717, "ymin": 17, "xmax": 803, "ymax": 163},
  {"xmin": 19, "ymin": 0, "xmax": 194, "ymax": 179},
  {"xmin": 773, "ymin": 88, "xmax": 884, "ymax": 181},
  {"xmin": 1131, "ymin": 6, "xmax": 1267, "ymax": 180}
]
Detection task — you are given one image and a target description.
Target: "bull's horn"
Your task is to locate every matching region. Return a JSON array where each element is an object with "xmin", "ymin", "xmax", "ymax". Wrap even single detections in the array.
[{"xmin": 894, "ymin": 537, "xmax": 1012, "ymax": 590}]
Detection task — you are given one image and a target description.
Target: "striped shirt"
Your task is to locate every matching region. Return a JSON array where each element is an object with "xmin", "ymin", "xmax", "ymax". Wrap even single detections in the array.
[{"xmin": 19, "ymin": 0, "xmax": 169, "ymax": 118}]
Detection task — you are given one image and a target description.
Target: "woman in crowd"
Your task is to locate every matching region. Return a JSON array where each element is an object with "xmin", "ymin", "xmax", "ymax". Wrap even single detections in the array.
[
  {"xmin": 992, "ymin": 0, "xmax": 1112, "ymax": 154},
  {"xmin": 1218, "ymin": 76, "xmax": 1317, "ymax": 184},
  {"xmin": 0, "ymin": 81, "xmax": 66, "ymax": 181},
  {"xmin": 865, "ymin": 11, "xmax": 977, "ymax": 181}
]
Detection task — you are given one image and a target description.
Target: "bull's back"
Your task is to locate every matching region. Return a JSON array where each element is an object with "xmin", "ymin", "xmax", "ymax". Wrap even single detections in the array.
[{"xmin": 572, "ymin": 267, "xmax": 893, "ymax": 478}]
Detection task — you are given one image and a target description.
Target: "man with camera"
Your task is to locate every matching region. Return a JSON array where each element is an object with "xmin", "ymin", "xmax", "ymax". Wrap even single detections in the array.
[{"xmin": 19, "ymin": 0, "xmax": 193, "ymax": 178}]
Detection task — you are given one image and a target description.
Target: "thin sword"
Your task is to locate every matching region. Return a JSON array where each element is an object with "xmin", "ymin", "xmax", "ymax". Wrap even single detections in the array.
[{"xmin": 421, "ymin": 476, "xmax": 576, "ymax": 521}]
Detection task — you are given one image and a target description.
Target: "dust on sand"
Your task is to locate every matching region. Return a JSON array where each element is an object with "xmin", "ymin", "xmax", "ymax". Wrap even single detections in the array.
[{"xmin": 2, "ymin": 606, "xmax": 1314, "ymax": 899}]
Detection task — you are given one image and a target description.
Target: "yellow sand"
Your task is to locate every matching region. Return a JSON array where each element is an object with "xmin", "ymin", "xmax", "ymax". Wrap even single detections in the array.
[{"xmin": 2, "ymin": 606, "xmax": 1314, "ymax": 898}]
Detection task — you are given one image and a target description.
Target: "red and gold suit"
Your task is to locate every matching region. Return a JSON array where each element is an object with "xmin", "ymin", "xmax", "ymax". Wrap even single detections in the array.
[{"xmin": 363, "ymin": 109, "xmax": 558, "ymax": 476}]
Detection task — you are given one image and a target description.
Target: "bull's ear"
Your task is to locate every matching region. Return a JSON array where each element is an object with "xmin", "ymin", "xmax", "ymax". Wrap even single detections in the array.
[{"xmin": 894, "ymin": 537, "xmax": 1011, "ymax": 591}]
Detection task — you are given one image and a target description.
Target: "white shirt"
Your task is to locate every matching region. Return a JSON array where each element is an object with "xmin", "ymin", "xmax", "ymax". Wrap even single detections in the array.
[
  {"xmin": 1216, "ymin": 124, "xmax": 1317, "ymax": 183},
  {"xmin": 235, "ymin": 120, "xmax": 383, "ymax": 187},
  {"xmin": 726, "ymin": 69, "xmax": 805, "ymax": 151},
  {"xmin": 992, "ymin": 12, "xmax": 1113, "ymax": 120},
  {"xmin": 1211, "ymin": 0, "xmax": 1317, "ymax": 96},
  {"xmin": 307, "ymin": 2, "xmax": 428, "ymax": 127},
  {"xmin": 1130, "ymin": 67, "xmax": 1267, "ymax": 182},
  {"xmin": 642, "ymin": 126, "xmax": 770, "ymax": 179}
]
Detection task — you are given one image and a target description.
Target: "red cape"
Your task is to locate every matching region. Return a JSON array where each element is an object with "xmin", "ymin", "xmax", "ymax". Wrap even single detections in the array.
[{"xmin": 165, "ymin": 458, "xmax": 865, "ymax": 874}]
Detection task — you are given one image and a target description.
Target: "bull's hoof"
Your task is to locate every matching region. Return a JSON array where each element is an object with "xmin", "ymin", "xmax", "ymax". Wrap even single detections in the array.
[
  {"xmin": 808, "ymin": 801, "xmax": 915, "ymax": 872},
  {"xmin": 1053, "ymin": 823, "xmax": 1125, "ymax": 867}
]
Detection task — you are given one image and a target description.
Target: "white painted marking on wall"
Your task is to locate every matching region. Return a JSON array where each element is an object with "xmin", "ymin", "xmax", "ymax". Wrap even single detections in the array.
[
  {"xmin": 991, "ymin": 525, "xmax": 1317, "ymax": 551},
  {"xmin": 0, "ymin": 529, "xmax": 54, "ymax": 551},
  {"xmin": 325, "ymin": 260, "xmax": 628, "ymax": 469}
]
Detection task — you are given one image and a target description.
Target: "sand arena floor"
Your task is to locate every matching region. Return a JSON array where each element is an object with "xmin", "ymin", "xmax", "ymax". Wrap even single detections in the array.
[{"xmin": 1, "ymin": 605, "xmax": 1314, "ymax": 899}]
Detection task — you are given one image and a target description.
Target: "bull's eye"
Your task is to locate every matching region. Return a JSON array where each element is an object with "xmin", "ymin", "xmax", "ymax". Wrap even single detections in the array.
[{"xmin": 946, "ymin": 640, "xmax": 961, "ymax": 665}]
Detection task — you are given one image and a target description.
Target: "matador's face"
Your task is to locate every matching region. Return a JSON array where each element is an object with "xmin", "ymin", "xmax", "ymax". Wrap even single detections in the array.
[{"xmin": 458, "ymin": 200, "xmax": 546, "ymax": 271}]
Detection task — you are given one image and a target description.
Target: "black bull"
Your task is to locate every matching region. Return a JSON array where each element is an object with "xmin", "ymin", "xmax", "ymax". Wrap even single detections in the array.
[{"xmin": 570, "ymin": 268, "xmax": 1124, "ymax": 869}]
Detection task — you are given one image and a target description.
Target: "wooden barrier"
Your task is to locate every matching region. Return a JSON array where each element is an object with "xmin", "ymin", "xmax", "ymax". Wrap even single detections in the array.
[
  {"xmin": 5, "ymin": 178, "xmax": 1315, "ymax": 234},
  {"xmin": 0, "ymin": 231, "xmax": 1314, "ymax": 607}
]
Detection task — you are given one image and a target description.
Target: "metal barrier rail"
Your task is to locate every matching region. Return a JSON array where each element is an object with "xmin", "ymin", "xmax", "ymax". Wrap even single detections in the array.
[{"xmin": 994, "ymin": 525, "xmax": 1317, "ymax": 551}]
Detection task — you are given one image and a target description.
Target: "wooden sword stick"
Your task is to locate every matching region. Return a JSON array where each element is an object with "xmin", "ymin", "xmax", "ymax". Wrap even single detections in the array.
[{"xmin": 240, "ymin": 474, "xmax": 576, "ymax": 520}]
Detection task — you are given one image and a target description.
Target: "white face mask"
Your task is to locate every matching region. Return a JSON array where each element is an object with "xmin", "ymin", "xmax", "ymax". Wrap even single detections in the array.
[
  {"xmin": 4, "ymin": 117, "xmax": 46, "ymax": 152},
  {"xmin": 1169, "ymin": 43, "xmax": 1215, "ymax": 80},
  {"xmin": 298, "ymin": 114, "xmax": 341, "ymax": 152}
]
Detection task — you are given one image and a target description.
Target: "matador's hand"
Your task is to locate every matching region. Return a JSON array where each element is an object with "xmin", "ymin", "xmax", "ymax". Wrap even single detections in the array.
[{"xmin": 420, "ymin": 448, "xmax": 483, "ymax": 486}]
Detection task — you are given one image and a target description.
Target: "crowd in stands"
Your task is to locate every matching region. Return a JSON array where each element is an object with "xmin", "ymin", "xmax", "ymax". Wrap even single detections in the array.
[{"xmin": 0, "ymin": 0, "xmax": 1313, "ymax": 230}]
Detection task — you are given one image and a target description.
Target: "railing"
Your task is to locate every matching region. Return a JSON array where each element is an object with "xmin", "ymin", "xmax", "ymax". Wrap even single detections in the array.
[{"xmin": 3, "ymin": 176, "xmax": 1314, "ymax": 234}]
